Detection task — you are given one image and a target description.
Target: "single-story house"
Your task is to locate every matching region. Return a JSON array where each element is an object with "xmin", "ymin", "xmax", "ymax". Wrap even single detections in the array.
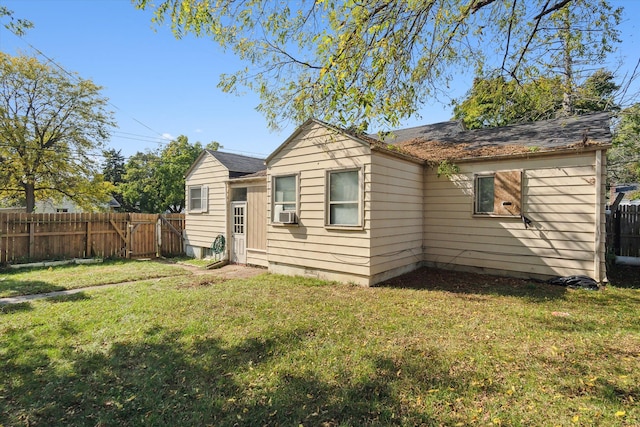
[
  {"xmin": 185, "ymin": 112, "xmax": 611, "ymax": 285},
  {"xmin": 0, "ymin": 196, "xmax": 121, "ymax": 213}
]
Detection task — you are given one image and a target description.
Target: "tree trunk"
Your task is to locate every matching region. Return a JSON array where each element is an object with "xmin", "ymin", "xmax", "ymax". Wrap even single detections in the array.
[
  {"xmin": 560, "ymin": 7, "xmax": 574, "ymax": 117},
  {"xmin": 24, "ymin": 182, "xmax": 36, "ymax": 213}
]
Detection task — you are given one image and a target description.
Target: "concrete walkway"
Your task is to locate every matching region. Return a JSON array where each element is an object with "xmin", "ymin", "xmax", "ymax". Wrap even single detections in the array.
[{"xmin": 0, "ymin": 263, "xmax": 265, "ymax": 305}]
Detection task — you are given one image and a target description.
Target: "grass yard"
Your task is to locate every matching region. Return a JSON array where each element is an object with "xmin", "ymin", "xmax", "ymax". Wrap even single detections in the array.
[
  {"xmin": 0, "ymin": 261, "xmax": 638, "ymax": 426},
  {"xmin": 0, "ymin": 259, "xmax": 188, "ymax": 298}
]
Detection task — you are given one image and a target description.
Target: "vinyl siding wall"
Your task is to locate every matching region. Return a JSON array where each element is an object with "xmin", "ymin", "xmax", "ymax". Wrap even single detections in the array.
[
  {"xmin": 267, "ymin": 122, "xmax": 373, "ymax": 285},
  {"xmin": 423, "ymin": 151, "xmax": 605, "ymax": 280},
  {"xmin": 184, "ymin": 154, "xmax": 228, "ymax": 254},
  {"xmin": 369, "ymin": 151, "xmax": 424, "ymax": 283}
]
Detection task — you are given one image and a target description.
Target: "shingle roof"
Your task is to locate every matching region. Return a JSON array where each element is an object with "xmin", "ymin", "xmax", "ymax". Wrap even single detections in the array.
[
  {"xmin": 369, "ymin": 112, "xmax": 612, "ymax": 162},
  {"xmin": 206, "ymin": 150, "xmax": 265, "ymax": 173}
]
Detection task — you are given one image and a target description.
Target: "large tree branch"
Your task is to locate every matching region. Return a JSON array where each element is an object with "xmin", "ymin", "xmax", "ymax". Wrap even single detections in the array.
[{"xmin": 533, "ymin": 0, "xmax": 573, "ymax": 20}]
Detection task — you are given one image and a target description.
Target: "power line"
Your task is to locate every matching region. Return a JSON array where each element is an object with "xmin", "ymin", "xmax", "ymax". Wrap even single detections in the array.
[{"xmin": 4, "ymin": 27, "xmax": 173, "ymax": 148}]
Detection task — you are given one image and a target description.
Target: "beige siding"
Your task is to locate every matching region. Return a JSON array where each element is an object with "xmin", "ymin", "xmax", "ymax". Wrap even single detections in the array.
[
  {"xmin": 184, "ymin": 153, "xmax": 228, "ymax": 252},
  {"xmin": 423, "ymin": 151, "xmax": 603, "ymax": 279},
  {"xmin": 247, "ymin": 184, "xmax": 268, "ymax": 267},
  {"xmin": 247, "ymin": 185, "xmax": 267, "ymax": 251},
  {"xmin": 267, "ymin": 121, "xmax": 373, "ymax": 284},
  {"xmin": 369, "ymin": 152, "xmax": 424, "ymax": 282}
]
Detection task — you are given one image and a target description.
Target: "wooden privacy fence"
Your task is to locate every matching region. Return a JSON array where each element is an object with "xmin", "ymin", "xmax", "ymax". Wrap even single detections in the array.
[
  {"xmin": 606, "ymin": 204, "xmax": 640, "ymax": 258},
  {"xmin": 0, "ymin": 213, "xmax": 185, "ymax": 265}
]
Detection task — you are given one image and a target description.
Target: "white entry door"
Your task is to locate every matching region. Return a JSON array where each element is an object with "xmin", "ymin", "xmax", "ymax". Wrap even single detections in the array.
[{"xmin": 231, "ymin": 202, "xmax": 247, "ymax": 264}]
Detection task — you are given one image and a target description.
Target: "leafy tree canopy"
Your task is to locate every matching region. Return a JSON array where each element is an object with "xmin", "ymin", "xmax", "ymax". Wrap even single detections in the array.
[
  {"xmin": 135, "ymin": 0, "xmax": 622, "ymax": 131},
  {"xmin": 119, "ymin": 136, "xmax": 220, "ymax": 213},
  {"xmin": 453, "ymin": 69, "xmax": 620, "ymax": 129},
  {"xmin": 610, "ymin": 104, "xmax": 640, "ymax": 185},
  {"xmin": 0, "ymin": 52, "xmax": 116, "ymax": 212}
]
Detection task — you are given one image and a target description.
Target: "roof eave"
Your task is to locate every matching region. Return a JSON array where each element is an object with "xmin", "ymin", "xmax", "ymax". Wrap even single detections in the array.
[{"xmin": 439, "ymin": 143, "xmax": 612, "ymax": 165}]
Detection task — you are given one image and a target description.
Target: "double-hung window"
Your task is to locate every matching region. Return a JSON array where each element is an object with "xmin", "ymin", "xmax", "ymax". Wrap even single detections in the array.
[
  {"xmin": 188, "ymin": 185, "xmax": 208, "ymax": 213},
  {"xmin": 327, "ymin": 169, "xmax": 361, "ymax": 226},
  {"xmin": 273, "ymin": 175, "xmax": 297, "ymax": 222},
  {"xmin": 474, "ymin": 170, "xmax": 522, "ymax": 216}
]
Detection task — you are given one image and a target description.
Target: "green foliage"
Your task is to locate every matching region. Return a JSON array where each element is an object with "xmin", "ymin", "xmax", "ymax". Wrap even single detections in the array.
[
  {"xmin": 119, "ymin": 136, "xmax": 212, "ymax": 213},
  {"xmin": 0, "ymin": 5, "xmax": 33, "ymax": 36},
  {"xmin": 134, "ymin": 0, "xmax": 623, "ymax": 131},
  {"xmin": 453, "ymin": 75, "xmax": 564, "ymax": 129},
  {"xmin": 453, "ymin": 70, "xmax": 620, "ymax": 129},
  {"xmin": 436, "ymin": 160, "xmax": 459, "ymax": 178},
  {"xmin": 609, "ymin": 104, "xmax": 640, "ymax": 184},
  {"xmin": 0, "ymin": 53, "xmax": 116, "ymax": 212}
]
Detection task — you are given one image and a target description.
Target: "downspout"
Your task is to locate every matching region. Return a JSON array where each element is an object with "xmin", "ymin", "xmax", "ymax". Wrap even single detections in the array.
[{"xmin": 594, "ymin": 150, "xmax": 605, "ymax": 282}]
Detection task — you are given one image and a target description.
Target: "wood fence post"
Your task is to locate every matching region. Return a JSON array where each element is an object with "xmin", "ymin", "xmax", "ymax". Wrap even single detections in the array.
[
  {"xmin": 28, "ymin": 214, "xmax": 35, "ymax": 259},
  {"xmin": 86, "ymin": 219, "xmax": 92, "ymax": 257}
]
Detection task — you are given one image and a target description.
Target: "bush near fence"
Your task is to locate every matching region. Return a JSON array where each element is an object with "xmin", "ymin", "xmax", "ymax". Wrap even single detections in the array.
[{"xmin": 0, "ymin": 213, "xmax": 185, "ymax": 265}]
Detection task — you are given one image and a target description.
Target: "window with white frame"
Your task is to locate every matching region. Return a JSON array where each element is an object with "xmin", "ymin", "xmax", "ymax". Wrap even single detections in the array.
[
  {"xmin": 188, "ymin": 185, "xmax": 208, "ymax": 213},
  {"xmin": 273, "ymin": 175, "xmax": 297, "ymax": 222},
  {"xmin": 474, "ymin": 170, "xmax": 522, "ymax": 216},
  {"xmin": 327, "ymin": 169, "xmax": 361, "ymax": 226}
]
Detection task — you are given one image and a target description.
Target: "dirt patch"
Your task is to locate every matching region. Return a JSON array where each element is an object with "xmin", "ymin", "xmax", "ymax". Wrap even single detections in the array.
[
  {"xmin": 607, "ymin": 264, "xmax": 640, "ymax": 288},
  {"xmin": 179, "ymin": 276, "xmax": 229, "ymax": 289},
  {"xmin": 380, "ymin": 267, "xmax": 536, "ymax": 289},
  {"xmin": 379, "ymin": 265, "xmax": 640, "ymax": 295},
  {"xmin": 168, "ymin": 260, "xmax": 266, "ymax": 280}
]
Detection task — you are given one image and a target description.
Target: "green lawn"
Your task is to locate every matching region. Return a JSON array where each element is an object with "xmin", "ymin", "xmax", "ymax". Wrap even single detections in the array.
[
  {"xmin": 0, "ymin": 261, "xmax": 638, "ymax": 426},
  {"xmin": 0, "ymin": 259, "xmax": 188, "ymax": 298}
]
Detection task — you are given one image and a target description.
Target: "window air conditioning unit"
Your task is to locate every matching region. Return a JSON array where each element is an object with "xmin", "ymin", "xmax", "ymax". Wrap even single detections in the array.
[{"xmin": 279, "ymin": 211, "xmax": 297, "ymax": 224}]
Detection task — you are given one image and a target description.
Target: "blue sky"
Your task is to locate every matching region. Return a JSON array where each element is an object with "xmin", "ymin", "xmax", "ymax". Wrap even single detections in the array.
[{"xmin": 1, "ymin": 0, "xmax": 639, "ymax": 160}]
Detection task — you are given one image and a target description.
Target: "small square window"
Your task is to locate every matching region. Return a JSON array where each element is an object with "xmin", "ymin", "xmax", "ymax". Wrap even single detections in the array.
[{"xmin": 188, "ymin": 185, "xmax": 208, "ymax": 213}]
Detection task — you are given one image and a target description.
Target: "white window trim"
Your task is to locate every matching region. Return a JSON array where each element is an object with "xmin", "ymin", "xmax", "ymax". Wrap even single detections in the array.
[
  {"xmin": 325, "ymin": 167, "xmax": 363, "ymax": 229},
  {"xmin": 187, "ymin": 185, "xmax": 208, "ymax": 213},
  {"xmin": 271, "ymin": 173, "xmax": 299, "ymax": 225}
]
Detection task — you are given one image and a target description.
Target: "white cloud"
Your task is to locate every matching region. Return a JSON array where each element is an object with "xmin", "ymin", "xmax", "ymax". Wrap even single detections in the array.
[
  {"xmin": 194, "ymin": 128, "xmax": 203, "ymax": 133},
  {"xmin": 161, "ymin": 133, "xmax": 175, "ymax": 140}
]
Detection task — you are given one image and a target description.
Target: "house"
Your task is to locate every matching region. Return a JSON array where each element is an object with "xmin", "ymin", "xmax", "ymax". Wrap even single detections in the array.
[
  {"xmin": 185, "ymin": 112, "xmax": 611, "ymax": 285},
  {"xmin": 184, "ymin": 150, "xmax": 267, "ymax": 264},
  {"xmin": 0, "ymin": 197, "xmax": 121, "ymax": 213}
]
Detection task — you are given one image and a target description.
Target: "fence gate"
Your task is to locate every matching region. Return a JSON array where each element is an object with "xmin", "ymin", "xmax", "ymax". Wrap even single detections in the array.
[{"xmin": 128, "ymin": 214, "xmax": 159, "ymax": 259}]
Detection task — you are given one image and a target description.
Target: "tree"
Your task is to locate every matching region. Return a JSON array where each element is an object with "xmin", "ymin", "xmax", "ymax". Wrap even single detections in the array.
[
  {"xmin": 0, "ymin": 53, "xmax": 116, "ymax": 212},
  {"xmin": 609, "ymin": 105, "xmax": 640, "ymax": 185},
  {"xmin": 452, "ymin": 75, "xmax": 564, "ymax": 129},
  {"xmin": 0, "ymin": 5, "xmax": 33, "ymax": 36},
  {"xmin": 102, "ymin": 148, "xmax": 138, "ymax": 212},
  {"xmin": 154, "ymin": 135, "xmax": 202, "ymax": 213},
  {"xmin": 453, "ymin": 70, "xmax": 620, "ymax": 129},
  {"xmin": 134, "ymin": 0, "xmax": 623, "ymax": 131},
  {"xmin": 119, "ymin": 136, "xmax": 214, "ymax": 213},
  {"xmin": 120, "ymin": 151, "xmax": 160, "ymax": 213}
]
